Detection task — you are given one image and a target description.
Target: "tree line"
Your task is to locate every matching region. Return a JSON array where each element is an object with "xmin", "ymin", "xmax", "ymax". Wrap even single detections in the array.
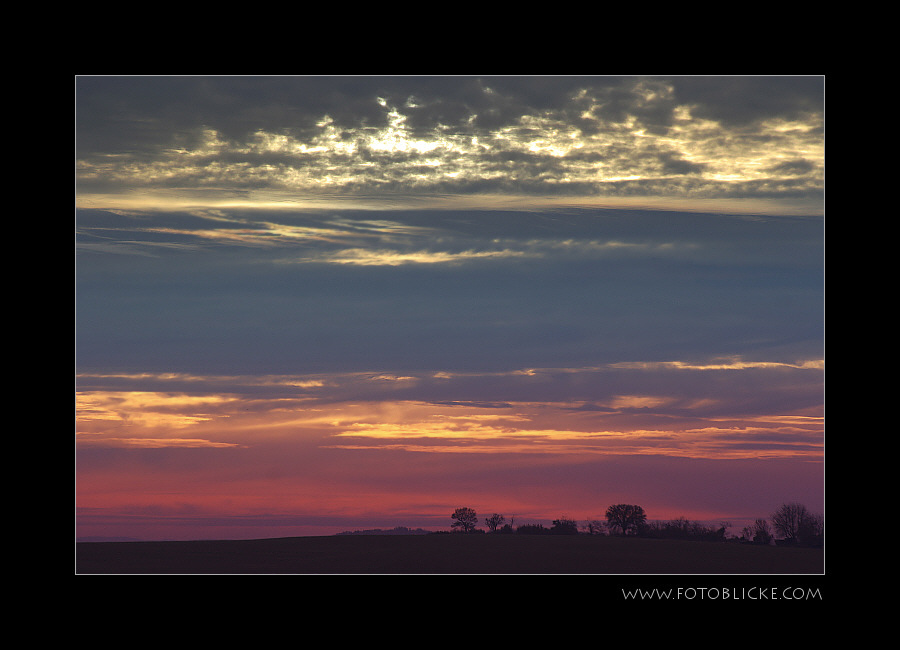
[{"xmin": 446, "ymin": 502, "xmax": 824, "ymax": 547}]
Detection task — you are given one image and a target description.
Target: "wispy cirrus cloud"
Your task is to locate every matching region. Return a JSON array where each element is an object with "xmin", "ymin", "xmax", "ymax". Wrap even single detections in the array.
[
  {"xmin": 76, "ymin": 206, "xmax": 720, "ymax": 269},
  {"xmin": 76, "ymin": 435, "xmax": 243, "ymax": 449},
  {"xmin": 292, "ymin": 247, "xmax": 531, "ymax": 266},
  {"xmin": 76, "ymin": 353, "xmax": 823, "ymax": 460}
]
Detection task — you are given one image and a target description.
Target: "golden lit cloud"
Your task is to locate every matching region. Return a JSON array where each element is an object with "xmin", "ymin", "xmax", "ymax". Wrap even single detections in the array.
[
  {"xmin": 299, "ymin": 247, "xmax": 530, "ymax": 266},
  {"xmin": 326, "ymin": 417, "xmax": 822, "ymax": 460},
  {"xmin": 321, "ymin": 399, "xmax": 823, "ymax": 461},
  {"xmin": 608, "ymin": 358, "xmax": 825, "ymax": 371},
  {"xmin": 76, "ymin": 371, "xmax": 329, "ymax": 390},
  {"xmin": 75, "ymin": 356, "xmax": 824, "ymax": 460},
  {"xmin": 75, "ymin": 391, "xmax": 243, "ymax": 450},
  {"xmin": 76, "ymin": 84, "xmax": 823, "ymax": 210},
  {"xmin": 76, "ymin": 391, "xmax": 235, "ymax": 429},
  {"xmin": 607, "ymin": 395, "xmax": 675, "ymax": 409},
  {"xmin": 76, "ymin": 435, "xmax": 242, "ymax": 449}
]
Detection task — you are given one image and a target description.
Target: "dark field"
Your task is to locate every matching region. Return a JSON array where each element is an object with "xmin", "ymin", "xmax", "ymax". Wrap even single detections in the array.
[{"xmin": 76, "ymin": 534, "xmax": 825, "ymax": 574}]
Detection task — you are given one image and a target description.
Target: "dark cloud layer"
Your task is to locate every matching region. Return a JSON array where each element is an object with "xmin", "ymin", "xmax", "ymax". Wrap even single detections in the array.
[
  {"xmin": 76, "ymin": 205, "xmax": 822, "ymax": 377},
  {"xmin": 76, "ymin": 75, "xmax": 824, "ymax": 203},
  {"xmin": 76, "ymin": 76, "xmax": 823, "ymax": 150}
]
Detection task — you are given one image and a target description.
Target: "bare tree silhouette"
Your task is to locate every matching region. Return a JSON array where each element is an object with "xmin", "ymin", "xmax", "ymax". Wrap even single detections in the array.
[
  {"xmin": 484, "ymin": 513, "xmax": 505, "ymax": 532},
  {"xmin": 772, "ymin": 502, "xmax": 823, "ymax": 546},
  {"xmin": 451, "ymin": 507, "xmax": 478, "ymax": 533},
  {"xmin": 605, "ymin": 504, "xmax": 647, "ymax": 536}
]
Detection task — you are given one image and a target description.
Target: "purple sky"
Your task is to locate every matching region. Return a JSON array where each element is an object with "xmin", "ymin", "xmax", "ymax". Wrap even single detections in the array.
[{"xmin": 76, "ymin": 76, "xmax": 824, "ymax": 541}]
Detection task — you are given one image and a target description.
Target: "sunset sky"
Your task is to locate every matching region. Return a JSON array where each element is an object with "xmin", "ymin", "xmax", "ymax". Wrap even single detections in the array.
[{"xmin": 75, "ymin": 76, "xmax": 824, "ymax": 541}]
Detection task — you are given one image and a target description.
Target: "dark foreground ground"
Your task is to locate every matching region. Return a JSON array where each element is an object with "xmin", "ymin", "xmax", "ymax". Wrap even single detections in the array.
[{"xmin": 76, "ymin": 534, "xmax": 825, "ymax": 575}]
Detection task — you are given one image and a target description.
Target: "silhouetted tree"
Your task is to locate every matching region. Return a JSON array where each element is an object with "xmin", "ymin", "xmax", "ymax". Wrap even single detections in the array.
[
  {"xmin": 751, "ymin": 518, "xmax": 773, "ymax": 545},
  {"xmin": 636, "ymin": 516, "xmax": 728, "ymax": 542},
  {"xmin": 484, "ymin": 513, "xmax": 505, "ymax": 532},
  {"xmin": 451, "ymin": 507, "xmax": 478, "ymax": 533},
  {"xmin": 798, "ymin": 512, "xmax": 824, "ymax": 547},
  {"xmin": 550, "ymin": 517, "xmax": 579, "ymax": 535},
  {"xmin": 516, "ymin": 523, "xmax": 549, "ymax": 535},
  {"xmin": 664, "ymin": 516, "xmax": 694, "ymax": 538},
  {"xmin": 718, "ymin": 522, "xmax": 730, "ymax": 540},
  {"xmin": 605, "ymin": 504, "xmax": 647, "ymax": 536},
  {"xmin": 772, "ymin": 502, "xmax": 822, "ymax": 546},
  {"xmin": 582, "ymin": 518, "xmax": 606, "ymax": 535}
]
